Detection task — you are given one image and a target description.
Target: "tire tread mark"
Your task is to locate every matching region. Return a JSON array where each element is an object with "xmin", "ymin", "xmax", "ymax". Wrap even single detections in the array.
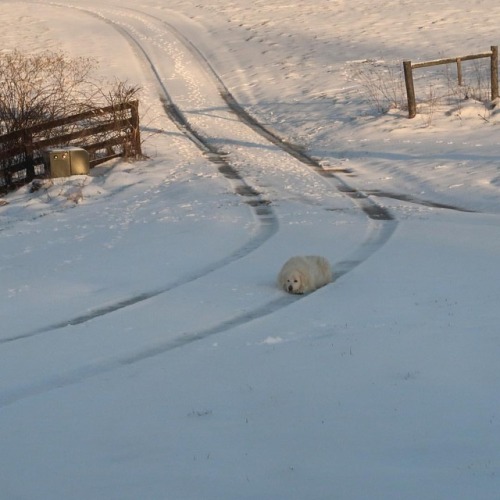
[
  {"xmin": 0, "ymin": 6, "xmax": 398, "ymax": 408},
  {"xmin": 2, "ymin": 6, "xmax": 279, "ymax": 344}
]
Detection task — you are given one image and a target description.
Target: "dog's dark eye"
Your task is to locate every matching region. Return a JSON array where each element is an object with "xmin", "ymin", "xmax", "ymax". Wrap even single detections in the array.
[{"xmin": 294, "ymin": 279, "xmax": 298, "ymax": 283}]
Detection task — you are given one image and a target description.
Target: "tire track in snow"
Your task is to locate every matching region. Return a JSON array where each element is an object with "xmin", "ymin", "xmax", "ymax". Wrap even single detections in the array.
[
  {"xmin": 0, "ymin": 4, "xmax": 397, "ymax": 406},
  {"xmin": 0, "ymin": 293, "xmax": 301, "ymax": 407},
  {"xmin": 92, "ymin": 4, "xmax": 397, "ymax": 280},
  {"xmin": 6, "ymin": 3, "xmax": 393, "ymax": 346},
  {"xmin": 5, "ymin": 4, "xmax": 396, "ymax": 344},
  {"xmin": 123, "ymin": 7, "xmax": 398, "ymax": 279},
  {"xmin": 2, "ymin": 3, "xmax": 280, "ymax": 344}
]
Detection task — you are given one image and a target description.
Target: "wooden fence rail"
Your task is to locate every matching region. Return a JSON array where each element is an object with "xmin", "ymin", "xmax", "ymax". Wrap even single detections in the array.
[
  {"xmin": 0, "ymin": 100, "xmax": 141, "ymax": 191},
  {"xmin": 403, "ymin": 46, "xmax": 499, "ymax": 118}
]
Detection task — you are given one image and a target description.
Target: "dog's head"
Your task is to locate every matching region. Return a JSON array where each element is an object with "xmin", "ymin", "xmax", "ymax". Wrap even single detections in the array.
[{"xmin": 282, "ymin": 270, "xmax": 306, "ymax": 294}]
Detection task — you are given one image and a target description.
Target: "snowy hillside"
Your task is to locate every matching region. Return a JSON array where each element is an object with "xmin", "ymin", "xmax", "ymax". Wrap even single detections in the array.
[{"xmin": 1, "ymin": 1, "xmax": 499, "ymax": 499}]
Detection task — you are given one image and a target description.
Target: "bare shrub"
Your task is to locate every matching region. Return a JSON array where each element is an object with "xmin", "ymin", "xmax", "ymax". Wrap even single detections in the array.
[
  {"xmin": 348, "ymin": 60, "xmax": 407, "ymax": 113},
  {"xmin": 0, "ymin": 50, "xmax": 97, "ymax": 135},
  {"xmin": 418, "ymin": 84, "xmax": 441, "ymax": 127}
]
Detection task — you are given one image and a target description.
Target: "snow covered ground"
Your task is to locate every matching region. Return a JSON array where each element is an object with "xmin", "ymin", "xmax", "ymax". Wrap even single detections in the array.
[{"xmin": 1, "ymin": 1, "xmax": 500, "ymax": 498}]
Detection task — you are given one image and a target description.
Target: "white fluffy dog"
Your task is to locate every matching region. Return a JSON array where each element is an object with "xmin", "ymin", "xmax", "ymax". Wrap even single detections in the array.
[{"xmin": 278, "ymin": 255, "xmax": 333, "ymax": 294}]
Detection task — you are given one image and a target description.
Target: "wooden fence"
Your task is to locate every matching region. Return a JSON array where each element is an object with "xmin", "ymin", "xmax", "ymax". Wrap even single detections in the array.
[
  {"xmin": 403, "ymin": 46, "xmax": 499, "ymax": 118},
  {"xmin": 0, "ymin": 100, "xmax": 141, "ymax": 191}
]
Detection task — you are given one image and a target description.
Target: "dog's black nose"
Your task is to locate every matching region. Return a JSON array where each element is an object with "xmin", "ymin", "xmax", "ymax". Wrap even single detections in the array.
[{"xmin": 288, "ymin": 285, "xmax": 293, "ymax": 292}]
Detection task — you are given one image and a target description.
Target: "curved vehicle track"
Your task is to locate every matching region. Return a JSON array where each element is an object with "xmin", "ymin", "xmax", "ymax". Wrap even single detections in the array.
[
  {"xmin": 9, "ymin": 3, "xmax": 396, "ymax": 342},
  {"xmin": 6, "ymin": 0, "xmax": 396, "ymax": 343},
  {"xmin": 0, "ymin": 3, "xmax": 398, "ymax": 405},
  {"xmin": 72, "ymin": 3, "xmax": 396, "ymax": 282},
  {"xmin": 96, "ymin": 5, "xmax": 397, "ymax": 273},
  {"xmin": 5, "ymin": 3, "xmax": 281, "ymax": 344}
]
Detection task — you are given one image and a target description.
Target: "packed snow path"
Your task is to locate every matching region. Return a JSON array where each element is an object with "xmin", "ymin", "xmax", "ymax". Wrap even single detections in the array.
[
  {"xmin": 2, "ymin": 4, "xmax": 396, "ymax": 345},
  {"xmin": 1, "ymin": 1, "xmax": 500, "ymax": 499},
  {"xmin": 0, "ymin": 4, "xmax": 396, "ymax": 406}
]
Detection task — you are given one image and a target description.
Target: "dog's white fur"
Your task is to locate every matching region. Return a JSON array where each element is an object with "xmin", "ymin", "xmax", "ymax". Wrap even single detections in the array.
[{"xmin": 278, "ymin": 255, "xmax": 332, "ymax": 294}]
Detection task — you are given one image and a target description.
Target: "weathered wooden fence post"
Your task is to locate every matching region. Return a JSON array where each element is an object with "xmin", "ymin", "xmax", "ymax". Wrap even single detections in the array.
[
  {"xmin": 403, "ymin": 60, "xmax": 417, "ymax": 118},
  {"xmin": 23, "ymin": 130, "xmax": 35, "ymax": 181},
  {"xmin": 129, "ymin": 100, "xmax": 142, "ymax": 158},
  {"xmin": 490, "ymin": 45, "xmax": 498, "ymax": 100}
]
